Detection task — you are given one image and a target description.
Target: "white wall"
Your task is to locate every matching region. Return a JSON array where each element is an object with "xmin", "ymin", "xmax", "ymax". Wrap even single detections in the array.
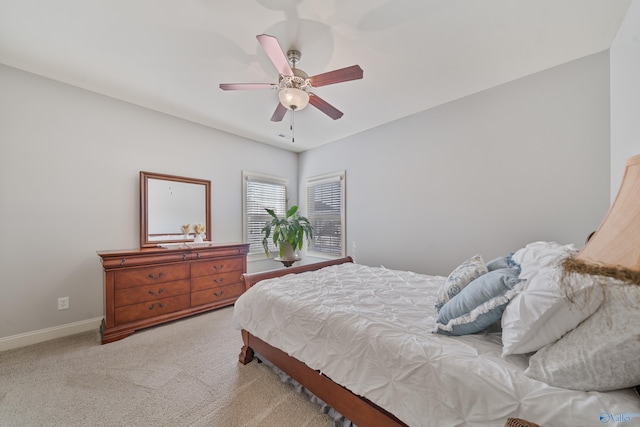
[
  {"xmin": 0, "ymin": 64, "xmax": 298, "ymax": 342},
  {"xmin": 611, "ymin": 0, "xmax": 640, "ymax": 199},
  {"xmin": 0, "ymin": 47, "xmax": 617, "ymax": 346},
  {"xmin": 300, "ymin": 52, "xmax": 611, "ymax": 276}
]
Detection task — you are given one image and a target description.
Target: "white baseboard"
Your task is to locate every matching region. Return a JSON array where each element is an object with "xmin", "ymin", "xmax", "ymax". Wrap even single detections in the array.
[{"xmin": 0, "ymin": 317, "xmax": 103, "ymax": 352}]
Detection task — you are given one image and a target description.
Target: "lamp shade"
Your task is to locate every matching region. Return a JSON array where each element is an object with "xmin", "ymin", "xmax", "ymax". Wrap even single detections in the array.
[
  {"xmin": 574, "ymin": 154, "xmax": 640, "ymax": 276},
  {"xmin": 278, "ymin": 88, "xmax": 309, "ymax": 111}
]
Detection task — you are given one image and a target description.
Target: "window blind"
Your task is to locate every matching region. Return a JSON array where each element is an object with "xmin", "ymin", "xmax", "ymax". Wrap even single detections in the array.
[
  {"xmin": 306, "ymin": 172, "xmax": 345, "ymax": 256},
  {"xmin": 244, "ymin": 173, "xmax": 287, "ymax": 255}
]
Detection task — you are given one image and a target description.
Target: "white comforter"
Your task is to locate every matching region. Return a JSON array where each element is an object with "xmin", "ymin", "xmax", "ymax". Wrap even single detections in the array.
[{"xmin": 233, "ymin": 263, "xmax": 640, "ymax": 427}]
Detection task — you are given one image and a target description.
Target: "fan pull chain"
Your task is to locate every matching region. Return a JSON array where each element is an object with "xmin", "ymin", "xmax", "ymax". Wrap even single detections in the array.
[
  {"xmin": 290, "ymin": 48, "xmax": 297, "ymax": 143},
  {"xmin": 290, "ymin": 107, "xmax": 295, "ymax": 143}
]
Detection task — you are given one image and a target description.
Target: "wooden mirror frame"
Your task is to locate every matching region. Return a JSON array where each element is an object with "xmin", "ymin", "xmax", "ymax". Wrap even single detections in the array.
[{"xmin": 140, "ymin": 171, "xmax": 211, "ymax": 248}]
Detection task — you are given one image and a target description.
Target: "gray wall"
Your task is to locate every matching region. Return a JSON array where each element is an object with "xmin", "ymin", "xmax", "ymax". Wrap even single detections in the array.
[
  {"xmin": 299, "ymin": 52, "xmax": 611, "ymax": 276},
  {"xmin": 611, "ymin": 0, "xmax": 640, "ymax": 198},
  {"xmin": 0, "ymin": 47, "xmax": 618, "ymax": 344},
  {"xmin": 0, "ymin": 64, "xmax": 298, "ymax": 340}
]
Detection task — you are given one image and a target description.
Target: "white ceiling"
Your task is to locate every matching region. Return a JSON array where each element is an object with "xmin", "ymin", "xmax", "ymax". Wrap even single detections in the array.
[{"xmin": 0, "ymin": 0, "xmax": 632, "ymax": 153}]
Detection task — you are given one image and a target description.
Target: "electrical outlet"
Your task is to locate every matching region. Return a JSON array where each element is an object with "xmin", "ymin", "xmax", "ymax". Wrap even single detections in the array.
[{"xmin": 58, "ymin": 296, "xmax": 69, "ymax": 310}]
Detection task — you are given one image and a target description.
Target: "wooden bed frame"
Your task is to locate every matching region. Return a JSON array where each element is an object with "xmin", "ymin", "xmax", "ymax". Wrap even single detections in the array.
[{"xmin": 239, "ymin": 256, "xmax": 408, "ymax": 427}]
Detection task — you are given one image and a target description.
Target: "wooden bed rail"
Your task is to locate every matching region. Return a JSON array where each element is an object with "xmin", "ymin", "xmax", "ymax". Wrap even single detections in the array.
[
  {"xmin": 241, "ymin": 256, "xmax": 354, "ymax": 290},
  {"xmin": 239, "ymin": 329, "xmax": 407, "ymax": 427}
]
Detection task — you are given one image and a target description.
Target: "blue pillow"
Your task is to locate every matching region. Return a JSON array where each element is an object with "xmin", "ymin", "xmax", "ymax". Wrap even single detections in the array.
[
  {"xmin": 485, "ymin": 253, "xmax": 518, "ymax": 271},
  {"xmin": 434, "ymin": 267, "xmax": 522, "ymax": 336},
  {"xmin": 434, "ymin": 254, "xmax": 487, "ymax": 312}
]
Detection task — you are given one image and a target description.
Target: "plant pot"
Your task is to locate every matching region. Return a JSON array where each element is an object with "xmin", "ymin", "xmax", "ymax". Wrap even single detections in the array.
[{"xmin": 279, "ymin": 241, "xmax": 298, "ymax": 261}]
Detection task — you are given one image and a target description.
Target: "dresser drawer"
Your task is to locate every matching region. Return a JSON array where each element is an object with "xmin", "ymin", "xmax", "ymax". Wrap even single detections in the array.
[
  {"xmin": 191, "ymin": 282, "xmax": 245, "ymax": 307},
  {"xmin": 114, "ymin": 279, "xmax": 190, "ymax": 307},
  {"xmin": 115, "ymin": 294, "xmax": 190, "ymax": 325},
  {"xmin": 115, "ymin": 264, "xmax": 190, "ymax": 289},
  {"xmin": 191, "ymin": 256, "xmax": 243, "ymax": 277},
  {"xmin": 191, "ymin": 271, "xmax": 243, "ymax": 292}
]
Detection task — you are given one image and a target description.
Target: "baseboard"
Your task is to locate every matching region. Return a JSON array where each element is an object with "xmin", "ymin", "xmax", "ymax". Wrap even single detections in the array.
[{"xmin": 0, "ymin": 317, "xmax": 103, "ymax": 352}]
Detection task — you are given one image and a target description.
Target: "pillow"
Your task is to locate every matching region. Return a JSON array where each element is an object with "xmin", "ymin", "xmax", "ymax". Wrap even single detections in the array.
[
  {"xmin": 501, "ymin": 261, "xmax": 604, "ymax": 356},
  {"xmin": 486, "ymin": 253, "xmax": 518, "ymax": 271},
  {"xmin": 525, "ymin": 283, "xmax": 640, "ymax": 391},
  {"xmin": 486, "ymin": 255, "xmax": 509, "ymax": 271},
  {"xmin": 435, "ymin": 255, "xmax": 487, "ymax": 312},
  {"xmin": 434, "ymin": 267, "xmax": 522, "ymax": 336},
  {"xmin": 511, "ymin": 241, "xmax": 577, "ymax": 281}
]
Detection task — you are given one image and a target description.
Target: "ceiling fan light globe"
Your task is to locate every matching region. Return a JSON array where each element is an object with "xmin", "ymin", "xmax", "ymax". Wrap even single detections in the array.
[{"xmin": 278, "ymin": 88, "xmax": 309, "ymax": 111}]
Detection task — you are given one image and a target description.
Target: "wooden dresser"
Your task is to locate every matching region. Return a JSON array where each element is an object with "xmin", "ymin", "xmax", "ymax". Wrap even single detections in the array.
[{"xmin": 97, "ymin": 243, "xmax": 249, "ymax": 344}]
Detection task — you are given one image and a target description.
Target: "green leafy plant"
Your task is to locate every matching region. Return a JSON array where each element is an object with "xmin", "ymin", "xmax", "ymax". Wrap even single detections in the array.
[{"xmin": 262, "ymin": 205, "xmax": 314, "ymax": 258}]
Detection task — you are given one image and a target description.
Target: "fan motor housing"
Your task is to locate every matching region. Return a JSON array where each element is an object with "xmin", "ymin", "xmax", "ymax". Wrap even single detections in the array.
[{"xmin": 279, "ymin": 69, "xmax": 310, "ymax": 90}]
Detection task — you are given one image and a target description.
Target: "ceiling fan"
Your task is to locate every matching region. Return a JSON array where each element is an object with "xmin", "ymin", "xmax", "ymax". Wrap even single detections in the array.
[{"xmin": 220, "ymin": 34, "xmax": 363, "ymax": 122}]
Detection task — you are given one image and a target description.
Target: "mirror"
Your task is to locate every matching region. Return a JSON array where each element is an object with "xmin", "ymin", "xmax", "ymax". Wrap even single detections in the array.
[{"xmin": 140, "ymin": 171, "xmax": 211, "ymax": 248}]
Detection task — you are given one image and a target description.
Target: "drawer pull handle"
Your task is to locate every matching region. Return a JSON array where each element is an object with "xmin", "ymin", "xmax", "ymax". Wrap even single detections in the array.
[
  {"xmin": 213, "ymin": 290, "xmax": 225, "ymax": 297},
  {"xmin": 213, "ymin": 278, "xmax": 224, "ymax": 285},
  {"xmin": 149, "ymin": 303, "xmax": 164, "ymax": 310},
  {"xmin": 196, "ymin": 253, "xmax": 201, "ymax": 259},
  {"xmin": 183, "ymin": 253, "xmax": 187, "ymax": 261},
  {"xmin": 213, "ymin": 264, "xmax": 224, "ymax": 271},
  {"xmin": 120, "ymin": 258, "xmax": 127, "ymax": 266},
  {"xmin": 148, "ymin": 288, "xmax": 165, "ymax": 296},
  {"xmin": 148, "ymin": 272, "xmax": 164, "ymax": 280}
]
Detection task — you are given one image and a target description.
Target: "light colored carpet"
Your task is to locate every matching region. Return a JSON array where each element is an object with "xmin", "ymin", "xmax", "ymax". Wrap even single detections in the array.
[{"xmin": 0, "ymin": 306, "xmax": 335, "ymax": 427}]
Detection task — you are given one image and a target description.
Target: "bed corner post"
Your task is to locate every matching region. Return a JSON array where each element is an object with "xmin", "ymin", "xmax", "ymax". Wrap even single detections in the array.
[{"xmin": 239, "ymin": 329, "xmax": 254, "ymax": 365}]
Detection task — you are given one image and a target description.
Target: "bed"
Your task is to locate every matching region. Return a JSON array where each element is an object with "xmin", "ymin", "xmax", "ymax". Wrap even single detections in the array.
[
  {"xmin": 233, "ymin": 156, "xmax": 640, "ymax": 427},
  {"xmin": 234, "ymin": 255, "xmax": 639, "ymax": 426}
]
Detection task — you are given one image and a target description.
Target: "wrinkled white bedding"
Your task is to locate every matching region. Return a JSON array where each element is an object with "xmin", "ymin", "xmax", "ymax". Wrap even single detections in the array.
[{"xmin": 233, "ymin": 263, "xmax": 640, "ymax": 427}]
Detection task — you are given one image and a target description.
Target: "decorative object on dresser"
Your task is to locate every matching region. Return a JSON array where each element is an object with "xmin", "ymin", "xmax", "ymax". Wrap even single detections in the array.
[
  {"xmin": 193, "ymin": 223, "xmax": 206, "ymax": 243},
  {"xmin": 98, "ymin": 243, "xmax": 249, "ymax": 344}
]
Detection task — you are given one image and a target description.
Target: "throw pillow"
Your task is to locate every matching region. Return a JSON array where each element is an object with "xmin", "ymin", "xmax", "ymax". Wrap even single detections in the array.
[
  {"xmin": 486, "ymin": 253, "xmax": 518, "ymax": 271},
  {"xmin": 435, "ymin": 255, "xmax": 487, "ymax": 312},
  {"xmin": 501, "ymin": 261, "xmax": 604, "ymax": 356},
  {"xmin": 434, "ymin": 267, "xmax": 522, "ymax": 336},
  {"xmin": 525, "ymin": 283, "xmax": 640, "ymax": 391},
  {"xmin": 511, "ymin": 241, "xmax": 577, "ymax": 281}
]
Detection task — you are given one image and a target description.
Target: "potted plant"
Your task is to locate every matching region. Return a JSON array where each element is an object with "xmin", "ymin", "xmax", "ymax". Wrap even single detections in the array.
[{"xmin": 262, "ymin": 205, "xmax": 314, "ymax": 260}]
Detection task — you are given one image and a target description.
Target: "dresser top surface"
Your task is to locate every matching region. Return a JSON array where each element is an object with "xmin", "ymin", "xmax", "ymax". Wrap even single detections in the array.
[{"xmin": 97, "ymin": 242, "xmax": 249, "ymax": 259}]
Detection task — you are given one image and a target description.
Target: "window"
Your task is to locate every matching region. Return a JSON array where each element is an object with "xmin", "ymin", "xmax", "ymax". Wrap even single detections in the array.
[
  {"xmin": 306, "ymin": 171, "xmax": 345, "ymax": 257},
  {"xmin": 243, "ymin": 171, "xmax": 288, "ymax": 256}
]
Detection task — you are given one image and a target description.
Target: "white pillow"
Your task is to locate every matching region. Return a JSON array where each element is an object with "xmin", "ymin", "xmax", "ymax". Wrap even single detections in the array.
[
  {"xmin": 501, "ymin": 253, "xmax": 603, "ymax": 356},
  {"xmin": 434, "ymin": 255, "xmax": 487, "ymax": 312},
  {"xmin": 525, "ymin": 283, "xmax": 640, "ymax": 391},
  {"xmin": 511, "ymin": 241, "xmax": 578, "ymax": 281}
]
